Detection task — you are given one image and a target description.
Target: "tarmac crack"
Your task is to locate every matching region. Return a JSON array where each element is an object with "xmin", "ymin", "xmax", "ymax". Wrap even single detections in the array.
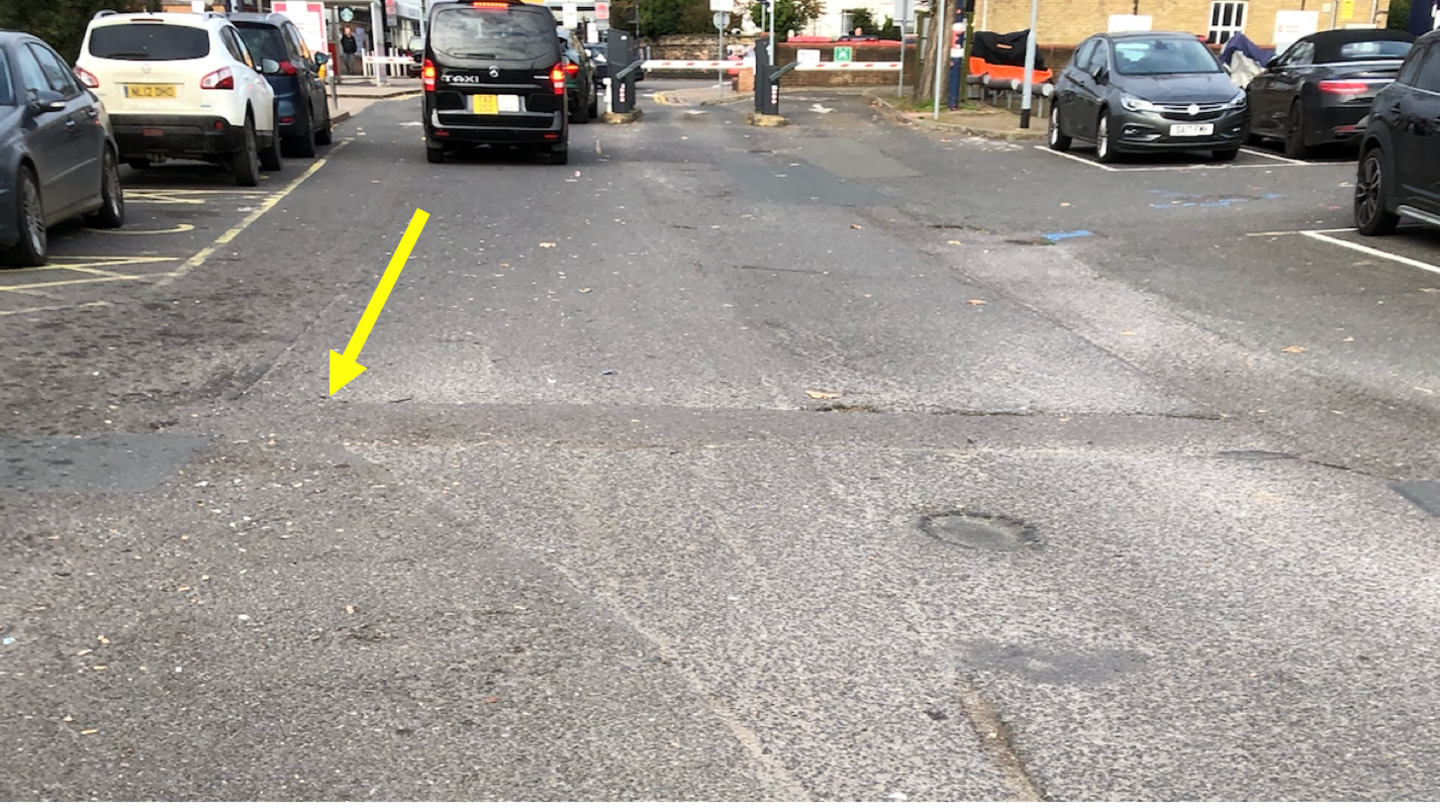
[{"xmin": 951, "ymin": 669, "xmax": 1046, "ymax": 801}]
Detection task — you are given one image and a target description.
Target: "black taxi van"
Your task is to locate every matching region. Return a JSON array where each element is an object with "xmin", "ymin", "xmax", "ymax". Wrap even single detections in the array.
[{"xmin": 420, "ymin": 0, "xmax": 569, "ymax": 165}]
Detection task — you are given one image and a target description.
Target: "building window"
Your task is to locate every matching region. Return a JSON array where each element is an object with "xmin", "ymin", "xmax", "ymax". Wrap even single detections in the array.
[{"xmin": 1207, "ymin": 1, "xmax": 1246, "ymax": 44}]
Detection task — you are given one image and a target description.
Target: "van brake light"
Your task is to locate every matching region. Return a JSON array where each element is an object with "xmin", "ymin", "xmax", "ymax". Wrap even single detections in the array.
[
  {"xmin": 423, "ymin": 58, "xmax": 436, "ymax": 91},
  {"xmin": 550, "ymin": 64, "xmax": 565, "ymax": 94}
]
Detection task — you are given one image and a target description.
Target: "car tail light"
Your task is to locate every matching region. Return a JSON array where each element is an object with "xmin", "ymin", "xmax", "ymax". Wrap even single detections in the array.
[
  {"xmin": 201, "ymin": 66, "xmax": 234, "ymax": 89},
  {"xmin": 278, "ymin": 60, "xmax": 298, "ymax": 75},
  {"xmin": 550, "ymin": 64, "xmax": 565, "ymax": 94},
  {"xmin": 564, "ymin": 62, "xmax": 579, "ymax": 76},
  {"xmin": 422, "ymin": 58, "xmax": 436, "ymax": 92},
  {"xmin": 1319, "ymin": 80, "xmax": 1369, "ymax": 94},
  {"xmin": 74, "ymin": 66, "xmax": 99, "ymax": 88}
]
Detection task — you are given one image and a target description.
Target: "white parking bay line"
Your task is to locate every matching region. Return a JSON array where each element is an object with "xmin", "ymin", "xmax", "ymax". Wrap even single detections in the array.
[
  {"xmin": 1239, "ymin": 147, "xmax": 1307, "ymax": 166},
  {"xmin": 1031, "ymin": 145, "xmax": 1119, "ymax": 171},
  {"xmin": 1302, "ymin": 230, "xmax": 1440, "ymax": 276}
]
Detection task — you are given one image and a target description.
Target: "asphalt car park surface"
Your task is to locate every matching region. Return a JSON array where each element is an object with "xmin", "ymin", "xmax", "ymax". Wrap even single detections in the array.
[{"xmin": 3, "ymin": 80, "xmax": 1440, "ymax": 800}]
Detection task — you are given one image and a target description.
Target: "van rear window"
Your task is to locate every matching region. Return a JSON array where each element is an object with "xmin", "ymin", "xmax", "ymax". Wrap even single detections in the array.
[
  {"xmin": 89, "ymin": 24, "xmax": 211, "ymax": 60},
  {"xmin": 430, "ymin": 7, "xmax": 554, "ymax": 61}
]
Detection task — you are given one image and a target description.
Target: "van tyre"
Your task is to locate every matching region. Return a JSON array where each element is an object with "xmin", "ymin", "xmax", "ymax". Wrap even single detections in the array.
[
  {"xmin": 84, "ymin": 147, "xmax": 125, "ymax": 229},
  {"xmin": 2, "ymin": 167, "xmax": 46, "ymax": 267},
  {"xmin": 426, "ymin": 143, "xmax": 445, "ymax": 164},
  {"xmin": 549, "ymin": 144, "xmax": 569, "ymax": 165},
  {"xmin": 233, "ymin": 116, "xmax": 261, "ymax": 187},
  {"xmin": 1355, "ymin": 146, "xmax": 1399, "ymax": 236},
  {"xmin": 259, "ymin": 123, "xmax": 284, "ymax": 172}
]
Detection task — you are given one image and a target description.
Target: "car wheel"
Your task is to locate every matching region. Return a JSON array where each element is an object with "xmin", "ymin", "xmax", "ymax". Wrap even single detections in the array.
[
  {"xmin": 587, "ymin": 90, "xmax": 599, "ymax": 120},
  {"xmin": 315, "ymin": 105, "xmax": 334, "ymax": 145},
  {"xmin": 233, "ymin": 115, "xmax": 260, "ymax": 187},
  {"xmin": 426, "ymin": 143, "xmax": 445, "ymax": 164},
  {"xmin": 1212, "ymin": 147, "xmax": 1239, "ymax": 162},
  {"xmin": 1095, "ymin": 110, "xmax": 1118, "ymax": 163},
  {"xmin": 1284, "ymin": 100, "xmax": 1312, "ymax": 160},
  {"xmin": 1355, "ymin": 146, "xmax": 1400, "ymax": 236},
  {"xmin": 572, "ymin": 92, "xmax": 589, "ymax": 124},
  {"xmin": 1048, "ymin": 103, "xmax": 1072, "ymax": 152},
  {"xmin": 84, "ymin": 146, "xmax": 125, "ymax": 229},
  {"xmin": 549, "ymin": 144, "xmax": 569, "ymax": 165},
  {"xmin": 2, "ymin": 167, "xmax": 47, "ymax": 267},
  {"xmin": 259, "ymin": 121, "xmax": 284, "ymax": 173},
  {"xmin": 290, "ymin": 106, "xmax": 318, "ymax": 158}
]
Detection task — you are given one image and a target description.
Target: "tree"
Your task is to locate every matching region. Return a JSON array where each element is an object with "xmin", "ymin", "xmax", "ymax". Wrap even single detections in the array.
[
  {"xmin": 609, "ymin": 0, "xmax": 722, "ymax": 36},
  {"xmin": 0, "ymin": 0, "xmax": 156, "ymax": 62},
  {"xmin": 845, "ymin": 7, "xmax": 876, "ymax": 34},
  {"xmin": 877, "ymin": 15, "xmax": 900, "ymax": 39},
  {"xmin": 747, "ymin": 0, "xmax": 822, "ymax": 39},
  {"xmin": 1386, "ymin": 0, "xmax": 1412, "ymax": 29}
]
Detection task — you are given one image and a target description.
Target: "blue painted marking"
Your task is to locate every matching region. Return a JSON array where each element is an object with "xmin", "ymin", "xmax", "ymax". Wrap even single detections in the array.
[
  {"xmin": 1043, "ymin": 230, "xmax": 1093, "ymax": 241},
  {"xmin": 1149, "ymin": 190, "xmax": 1283, "ymax": 209}
]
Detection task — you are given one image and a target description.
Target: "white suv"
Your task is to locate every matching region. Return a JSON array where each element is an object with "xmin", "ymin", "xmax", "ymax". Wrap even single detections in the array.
[{"xmin": 75, "ymin": 10, "xmax": 281, "ymax": 186}]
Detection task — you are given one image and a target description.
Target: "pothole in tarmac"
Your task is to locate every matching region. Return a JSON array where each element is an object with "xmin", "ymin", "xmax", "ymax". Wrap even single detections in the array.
[{"xmin": 920, "ymin": 511, "xmax": 1038, "ymax": 552}]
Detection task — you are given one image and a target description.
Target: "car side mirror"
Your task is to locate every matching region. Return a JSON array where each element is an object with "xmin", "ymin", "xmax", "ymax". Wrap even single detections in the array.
[
  {"xmin": 1093, "ymin": 66, "xmax": 1108, "ymax": 84},
  {"xmin": 315, "ymin": 52, "xmax": 329, "ymax": 65},
  {"xmin": 1266, "ymin": 56, "xmax": 1279, "ymax": 69},
  {"xmin": 260, "ymin": 58, "xmax": 280, "ymax": 74},
  {"xmin": 28, "ymin": 89, "xmax": 66, "ymax": 113}
]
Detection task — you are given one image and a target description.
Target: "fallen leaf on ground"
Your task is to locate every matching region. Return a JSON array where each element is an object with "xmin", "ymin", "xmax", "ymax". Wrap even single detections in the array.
[
  {"xmin": 851, "ymin": 224, "xmax": 864, "ymax": 230},
  {"xmin": 485, "ymin": 696, "xmax": 499, "ymax": 704},
  {"xmin": 97, "ymin": 636, "xmax": 109, "ymax": 645},
  {"xmin": 967, "ymin": 300, "xmax": 986, "ymax": 306},
  {"xmin": 805, "ymin": 390, "xmax": 842, "ymax": 399},
  {"xmin": 1283, "ymin": 345, "xmax": 1305, "ymax": 353},
  {"xmin": 1120, "ymin": 331, "xmax": 1137, "ymax": 336},
  {"xmin": 81, "ymin": 729, "xmax": 98, "ymax": 735},
  {"xmin": 1060, "ymin": 202, "xmax": 1071, "ymax": 207},
  {"xmin": 947, "ymin": 240, "xmax": 963, "ymax": 245},
  {"xmin": 579, "ymin": 288, "xmax": 592, "ymax": 293},
  {"xmin": 539, "ymin": 242, "xmax": 556, "ymax": 248},
  {"xmin": 345, "ymin": 605, "xmax": 355, "ymax": 614}
]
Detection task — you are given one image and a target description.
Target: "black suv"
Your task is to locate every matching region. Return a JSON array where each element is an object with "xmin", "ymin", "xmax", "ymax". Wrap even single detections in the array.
[
  {"xmin": 421, "ymin": 0, "xmax": 569, "ymax": 165},
  {"xmin": 1354, "ymin": 28, "xmax": 1440, "ymax": 236}
]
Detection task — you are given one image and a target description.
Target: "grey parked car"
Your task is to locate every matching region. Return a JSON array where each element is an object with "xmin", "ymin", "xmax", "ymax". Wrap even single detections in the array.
[
  {"xmin": 0, "ymin": 30, "xmax": 124, "ymax": 267},
  {"xmin": 1049, "ymin": 30, "xmax": 1250, "ymax": 162}
]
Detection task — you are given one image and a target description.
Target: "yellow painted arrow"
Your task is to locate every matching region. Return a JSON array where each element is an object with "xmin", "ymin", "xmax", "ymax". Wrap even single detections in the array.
[{"xmin": 329, "ymin": 209, "xmax": 430, "ymax": 396}]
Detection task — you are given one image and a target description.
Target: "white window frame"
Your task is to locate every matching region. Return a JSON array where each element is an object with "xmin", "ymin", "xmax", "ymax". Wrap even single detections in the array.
[{"xmin": 1207, "ymin": 1, "xmax": 1247, "ymax": 44}]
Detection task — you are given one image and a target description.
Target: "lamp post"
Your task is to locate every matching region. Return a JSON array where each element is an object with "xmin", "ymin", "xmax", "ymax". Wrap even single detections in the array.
[{"xmin": 1018, "ymin": 0, "xmax": 1037, "ymax": 127}]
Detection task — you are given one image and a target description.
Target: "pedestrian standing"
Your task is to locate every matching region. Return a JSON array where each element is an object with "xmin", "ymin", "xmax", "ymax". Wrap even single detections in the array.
[{"xmin": 340, "ymin": 26, "xmax": 359, "ymax": 79}]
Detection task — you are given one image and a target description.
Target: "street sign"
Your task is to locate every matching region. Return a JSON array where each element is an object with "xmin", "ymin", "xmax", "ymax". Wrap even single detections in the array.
[
  {"xmin": 595, "ymin": 1, "xmax": 609, "ymax": 19},
  {"xmin": 713, "ymin": 10, "xmax": 729, "ymax": 29},
  {"xmin": 833, "ymin": 46, "xmax": 853, "ymax": 61},
  {"xmin": 563, "ymin": 2, "xmax": 578, "ymax": 28},
  {"xmin": 273, "ymin": 1, "xmax": 329, "ymax": 55},
  {"xmin": 709, "ymin": 0, "xmax": 728, "ymax": 10},
  {"xmin": 797, "ymin": 48, "xmax": 820, "ymax": 65},
  {"xmin": 339, "ymin": 6, "xmax": 354, "ymax": 20}
]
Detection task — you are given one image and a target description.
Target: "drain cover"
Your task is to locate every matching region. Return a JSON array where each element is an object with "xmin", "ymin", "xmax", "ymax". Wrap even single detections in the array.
[
  {"xmin": 921, "ymin": 512, "xmax": 1037, "ymax": 552},
  {"xmin": 1392, "ymin": 480, "xmax": 1440, "ymax": 517}
]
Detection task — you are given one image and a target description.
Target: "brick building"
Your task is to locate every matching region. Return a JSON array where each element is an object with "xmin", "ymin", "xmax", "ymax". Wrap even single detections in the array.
[{"xmin": 973, "ymin": 0, "xmax": 1391, "ymax": 47}]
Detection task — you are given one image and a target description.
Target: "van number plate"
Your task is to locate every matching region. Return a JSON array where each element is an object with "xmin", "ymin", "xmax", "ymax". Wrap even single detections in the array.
[
  {"xmin": 471, "ymin": 94, "xmax": 519, "ymax": 114},
  {"xmin": 124, "ymin": 84, "xmax": 177, "ymax": 99},
  {"xmin": 1170, "ymin": 123, "xmax": 1214, "ymax": 137}
]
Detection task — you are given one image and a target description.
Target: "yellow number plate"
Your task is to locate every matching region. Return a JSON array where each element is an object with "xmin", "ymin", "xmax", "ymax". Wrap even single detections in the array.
[
  {"xmin": 471, "ymin": 94, "xmax": 499, "ymax": 115},
  {"xmin": 124, "ymin": 84, "xmax": 177, "ymax": 99}
]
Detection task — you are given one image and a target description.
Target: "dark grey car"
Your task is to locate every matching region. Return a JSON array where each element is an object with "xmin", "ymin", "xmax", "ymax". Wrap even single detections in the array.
[
  {"xmin": 229, "ymin": 12, "xmax": 333, "ymax": 157},
  {"xmin": 1050, "ymin": 31, "xmax": 1250, "ymax": 162},
  {"xmin": 0, "ymin": 30, "xmax": 124, "ymax": 267}
]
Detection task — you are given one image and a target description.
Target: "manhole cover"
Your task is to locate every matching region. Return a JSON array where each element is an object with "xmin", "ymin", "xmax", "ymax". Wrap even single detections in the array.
[{"xmin": 920, "ymin": 512, "xmax": 1037, "ymax": 552}]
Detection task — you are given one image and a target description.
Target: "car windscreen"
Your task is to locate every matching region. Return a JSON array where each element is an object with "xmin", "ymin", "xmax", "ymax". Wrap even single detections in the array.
[
  {"xmin": 0, "ymin": 51, "xmax": 13, "ymax": 106},
  {"xmin": 1336, "ymin": 39, "xmax": 1412, "ymax": 61},
  {"xmin": 1112, "ymin": 38, "xmax": 1221, "ymax": 75},
  {"xmin": 88, "ymin": 24, "xmax": 211, "ymax": 60},
  {"xmin": 429, "ymin": 7, "xmax": 555, "ymax": 61},
  {"xmin": 233, "ymin": 23, "xmax": 289, "ymax": 64}
]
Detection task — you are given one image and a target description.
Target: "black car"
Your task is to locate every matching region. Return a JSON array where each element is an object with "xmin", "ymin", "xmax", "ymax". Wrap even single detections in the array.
[
  {"xmin": 1354, "ymin": 28, "xmax": 1440, "ymax": 236},
  {"xmin": 1247, "ymin": 28, "xmax": 1414, "ymax": 159},
  {"xmin": 421, "ymin": 0, "xmax": 568, "ymax": 165},
  {"xmin": 229, "ymin": 11, "xmax": 333, "ymax": 157},
  {"xmin": 558, "ymin": 26, "xmax": 598, "ymax": 123},
  {"xmin": 1049, "ymin": 31, "xmax": 1250, "ymax": 163},
  {"xmin": 0, "ymin": 30, "xmax": 124, "ymax": 266}
]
